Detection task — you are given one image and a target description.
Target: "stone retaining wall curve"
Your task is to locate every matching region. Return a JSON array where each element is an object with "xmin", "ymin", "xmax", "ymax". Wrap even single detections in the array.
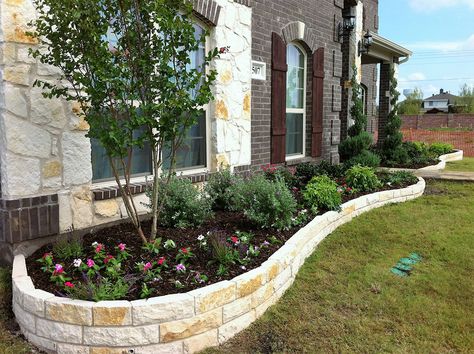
[{"xmin": 12, "ymin": 178, "xmax": 426, "ymax": 353}]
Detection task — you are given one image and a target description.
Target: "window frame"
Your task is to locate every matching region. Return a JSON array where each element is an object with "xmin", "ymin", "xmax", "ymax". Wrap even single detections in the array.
[{"xmin": 285, "ymin": 42, "xmax": 307, "ymax": 161}]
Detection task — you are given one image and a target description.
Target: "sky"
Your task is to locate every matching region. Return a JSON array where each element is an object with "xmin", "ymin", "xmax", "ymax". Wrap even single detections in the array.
[{"xmin": 379, "ymin": 0, "xmax": 474, "ymax": 100}]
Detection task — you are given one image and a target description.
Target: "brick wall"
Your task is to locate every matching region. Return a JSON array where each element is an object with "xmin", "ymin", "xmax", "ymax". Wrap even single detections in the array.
[
  {"xmin": 401, "ymin": 114, "xmax": 474, "ymax": 130},
  {"xmin": 251, "ymin": 0, "xmax": 345, "ymax": 168}
]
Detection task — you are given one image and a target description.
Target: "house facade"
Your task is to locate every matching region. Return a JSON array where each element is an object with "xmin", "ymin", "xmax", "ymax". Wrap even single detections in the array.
[
  {"xmin": 423, "ymin": 89, "xmax": 459, "ymax": 113},
  {"xmin": 0, "ymin": 0, "xmax": 410, "ymax": 262}
]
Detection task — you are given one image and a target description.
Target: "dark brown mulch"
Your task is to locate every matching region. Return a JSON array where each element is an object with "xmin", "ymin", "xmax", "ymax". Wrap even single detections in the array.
[
  {"xmin": 26, "ymin": 180, "xmax": 417, "ymax": 301},
  {"xmin": 380, "ymin": 159, "xmax": 439, "ymax": 169}
]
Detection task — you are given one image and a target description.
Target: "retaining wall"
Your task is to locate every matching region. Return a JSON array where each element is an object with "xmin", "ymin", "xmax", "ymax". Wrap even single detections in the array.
[{"xmin": 12, "ymin": 178, "xmax": 426, "ymax": 354}]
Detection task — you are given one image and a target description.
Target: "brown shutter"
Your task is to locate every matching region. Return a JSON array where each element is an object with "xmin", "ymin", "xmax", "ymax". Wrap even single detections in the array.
[
  {"xmin": 271, "ymin": 32, "xmax": 287, "ymax": 164},
  {"xmin": 312, "ymin": 47, "xmax": 325, "ymax": 157}
]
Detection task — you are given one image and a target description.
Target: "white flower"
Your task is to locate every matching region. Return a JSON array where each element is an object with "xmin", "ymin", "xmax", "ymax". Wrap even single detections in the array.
[
  {"xmin": 92, "ymin": 242, "xmax": 98, "ymax": 247},
  {"xmin": 240, "ymin": 266, "xmax": 246, "ymax": 270},
  {"xmin": 197, "ymin": 234, "xmax": 205, "ymax": 241},
  {"xmin": 73, "ymin": 259, "xmax": 82, "ymax": 267}
]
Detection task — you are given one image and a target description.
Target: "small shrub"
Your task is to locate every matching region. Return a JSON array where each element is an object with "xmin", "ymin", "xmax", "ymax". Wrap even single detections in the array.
[
  {"xmin": 302, "ymin": 175, "xmax": 342, "ymax": 212},
  {"xmin": 228, "ymin": 174, "xmax": 297, "ymax": 230},
  {"xmin": 263, "ymin": 165, "xmax": 298, "ymax": 189},
  {"xmin": 338, "ymin": 132, "xmax": 373, "ymax": 161},
  {"xmin": 386, "ymin": 171, "xmax": 419, "ymax": 187},
  {"xmin": 346, "ymin": 150, "xmax": 381, "ymax": 168},
  {"xmin": 295, "ymin": 162, "xmax": 319, "ymax": 185},
  {"xmin": 154, "ymin": 176, "xmax": 213, "ymax": 228},
  {"xmin": 66, "ymin": 277, "xmax": 132, "ymax": 302},
  {"xmin": 52, "ymin": 237, "xmax": 83, "ymax": 260},
  {"xmin": 315, "ymin": 160, "xmax": 347, "ymax": 179},
  {"xmin": 205, "ymin": 168, "xmax": 237, "ymax": 210},
  {"xmin": 345, "ymin": 165, "xmax": 382, "ymax": 192},
  {"xmin": 429, "ymin": 142, "xmax": 454, "ymax": 157}
]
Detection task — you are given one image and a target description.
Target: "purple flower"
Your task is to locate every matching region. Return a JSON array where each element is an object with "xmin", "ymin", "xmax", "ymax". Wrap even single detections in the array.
[
  {"xmin": 175, "ymin": 263, "xmax": 186, "ymax": 273},
  {"xmin": 54, "ymin": 264, "xmax": 63, "ymax": 274}
]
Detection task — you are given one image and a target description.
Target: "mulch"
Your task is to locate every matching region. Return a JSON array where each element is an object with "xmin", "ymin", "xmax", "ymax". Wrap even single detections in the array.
[{"xmin": 26, "ymin": 181, "xmax": 416, "ymax": 301}]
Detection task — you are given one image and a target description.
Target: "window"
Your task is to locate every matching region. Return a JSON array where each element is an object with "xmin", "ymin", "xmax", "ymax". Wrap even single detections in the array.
[
  {"xmin": 163, "ymin": 23, "xmax": 208, "ymax": 171},
  {"xmin": 361, "ymin": 84, "xmax": 368, "ymax": 116},
  {"xmin": 286, "ymin": 43, "xmax": 307, "ymax": 157},
  {"xmin": 92, "ymin": 23, "xmax": 208, "ymax": 181},
  {"xmin": 91, "ymin": 127, "xmax": 152, "ymax": 182}
]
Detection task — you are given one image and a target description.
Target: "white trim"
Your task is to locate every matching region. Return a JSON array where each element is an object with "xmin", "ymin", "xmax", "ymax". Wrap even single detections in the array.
[{"xmin": 285, "ymin": 42, "xmax": 307, "ymax": 160}]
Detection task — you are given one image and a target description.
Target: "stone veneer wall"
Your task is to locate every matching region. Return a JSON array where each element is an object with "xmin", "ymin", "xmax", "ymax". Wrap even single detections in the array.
[
  {"xmin": 0, "ymin": 0, "xmax": 252, "ymax": 252},
  {"xmin": 12, "ymin": 178, "xmax": 426, "ymax": 354}
]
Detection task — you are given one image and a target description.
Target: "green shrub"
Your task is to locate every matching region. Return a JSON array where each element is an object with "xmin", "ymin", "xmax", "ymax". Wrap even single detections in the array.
[
  {"xmin": 302, "ymin": 175, "xmax": 342, "ymax": 212},
  {"xmin": 345, "ymin": 165, "xmax": 382, "ymax": 192},
  {"xmin": 385, "ymin": 171, "xmax": 419, "ymax": 187},
  {"xmin": 263, "ymin": 165, "xmax": 298, "ymax": 189},
  {"xmin": 338, "ymin": 132, "xmax": 373, "ymax": 161},
  {"xmin": 228, "ymin": 174, "xmax": 297, "ymax": 230},
  {"xmin": 295, "ymin": 162, "xmax": 320, "ymax": 186},
  {"xmin": 205, "ymin": 168, "xmax": 237, "ymax": 210},
  {"xmin": 295, "ymin": 161, "xmax": 346, "ymax": 186},
  {"xmin": 429, "ymin": 142, "xmax": 454, "ymax": 157},
  {"xmin": 154, "ymin": 176, "xmax": 213, "ymax": 228},
  {"xmin": 346, "ymin": 150, "xmax": 381, "ymax": 168},
  {"xmin": 53, "ymin": 237, "xmax": 83, "ymax": 260}
]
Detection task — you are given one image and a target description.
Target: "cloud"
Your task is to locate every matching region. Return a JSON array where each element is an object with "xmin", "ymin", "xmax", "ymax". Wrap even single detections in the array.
[
  {"xmin": 409, "ymin": 0, "xmax": 474, "ymax": 12},
  {"xmin": 403, "ymin": 34, "xmax": 474, "ymax": 52},
  {"xmin": 408, "ymin": 72, "xmax": 426, "ymax": 81}
]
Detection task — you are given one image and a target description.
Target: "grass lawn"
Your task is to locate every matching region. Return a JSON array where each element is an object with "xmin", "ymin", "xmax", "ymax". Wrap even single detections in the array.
[
  {"xmin": 445, "ymin": 157, "xmax": 474, "ymax": 172},
  {"xmin": 204, "ymin": 180, "xmax": 474, "ymax": 353}
]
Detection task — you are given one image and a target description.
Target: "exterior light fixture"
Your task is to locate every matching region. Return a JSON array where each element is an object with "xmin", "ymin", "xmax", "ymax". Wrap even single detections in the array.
[
  {"xmin": 338, "ymin": 7, "xmax": 356, "ymax": 41},
  {"xmin": 358, "ymin": 30, "xmax": 373, "ymax": 56}
]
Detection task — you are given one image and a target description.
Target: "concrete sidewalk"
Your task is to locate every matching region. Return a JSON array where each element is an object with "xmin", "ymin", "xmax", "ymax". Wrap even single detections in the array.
[{"xmin": 414, "ymin": 170, "xmax": 474, "ymax": 181}]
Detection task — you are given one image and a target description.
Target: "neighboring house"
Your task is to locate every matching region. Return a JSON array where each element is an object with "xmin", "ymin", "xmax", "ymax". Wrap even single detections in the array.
[
  {"xmin": 0, "ymin": 0, "xmax": 410, "ymax": 261},
  {"xmin": 423, "ymin": 89, "xmax": 459, "ymax": 113}
]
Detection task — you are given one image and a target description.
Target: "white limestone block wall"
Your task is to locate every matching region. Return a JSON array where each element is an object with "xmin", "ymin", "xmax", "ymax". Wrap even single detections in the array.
[
  {"xmin": 0, "ymin": 0, "xmax": 253, "ymax": 235},
  {"xmin": 210, "ymin": 0, "xmax": 252, "ymax": 170}
]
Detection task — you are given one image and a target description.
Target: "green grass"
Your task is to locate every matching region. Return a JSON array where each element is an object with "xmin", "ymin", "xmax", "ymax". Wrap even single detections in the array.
[
  {"xmin": 0, "ymin": 268, "xmax": 35, "ymax": 353},
  {"xmin": 203, "ymin": 181, "xmax": 474, "ymax": 354},
  {"xmin": 445, "ymin": 157, "xmax": 474, "ymax": 172}
]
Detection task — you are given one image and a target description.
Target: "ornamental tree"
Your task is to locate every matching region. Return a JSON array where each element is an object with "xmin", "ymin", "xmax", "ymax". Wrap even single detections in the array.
[{"xmin": 29, "ymin": 0, "xmax": 220, "ymax": 243}]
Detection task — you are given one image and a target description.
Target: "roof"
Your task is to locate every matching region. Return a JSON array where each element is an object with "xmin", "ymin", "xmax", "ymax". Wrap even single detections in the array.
[
  {"xmin": 424, "ymin": 92, "xmax": 459, "ymax": 104},
  {"xmin": 362, "ymin": 33, "xmax": 412, "ymax": 64}
]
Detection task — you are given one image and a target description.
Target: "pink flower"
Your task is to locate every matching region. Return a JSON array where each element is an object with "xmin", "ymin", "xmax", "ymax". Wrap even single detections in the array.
[
  {"xmin": 231, "ymin": 236, "xmax": 239, "ymax": 244},
  {"xmin": 54, "ymin": 264, "xmax": 63, "ymax": 274},
  {"xmin": 95, "ymin": 243, "xmax": 104, "ymax": 253},
  {"xmin": 104, "ymin": 255, "xmax": 114, "ymax": 264},
  {"xmin": 64, "ymin": 282, "xmax": 74, "ymax": 288},
  {"xmin": 175, "ymin": 263, "xmax": 186, "ymax": 273},
  {"xmin": 158, "ymin": 257, "xmax": 166, "ymax": 266},
  {"xmin": 87, "ymin": 259, "xmax": 95, "ymax": 268},
  {"xmin": 118, "ymin": 243, "xmax": 126, "ymax": 251},
  {"xmin": 143, "ymin": 262, "xmax": 152, "ymax": 272},
  {"xmin": 181, "ymin": 247, "xmax": 189, "ymax": 254}
]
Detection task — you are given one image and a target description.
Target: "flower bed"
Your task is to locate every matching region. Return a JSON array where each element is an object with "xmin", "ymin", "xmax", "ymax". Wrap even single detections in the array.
[{"xmin": 12, "ymin": 178, "xmax": 426, "ymax": 354}]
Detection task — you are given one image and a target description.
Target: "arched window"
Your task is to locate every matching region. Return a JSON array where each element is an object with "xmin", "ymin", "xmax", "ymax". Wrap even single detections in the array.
[{"xmin": 286, "ymin": 43, "xmax": 307, "ymax": 158}]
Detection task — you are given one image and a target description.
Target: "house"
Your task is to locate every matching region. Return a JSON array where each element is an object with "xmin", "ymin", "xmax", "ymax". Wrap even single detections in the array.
[
  {"xmin": 0, "ymin": 0, "xmax": 410, "ymax": 262},
  {"xmin": 423, "ymin": 89, "xmax": 459, "ymax": 113}
]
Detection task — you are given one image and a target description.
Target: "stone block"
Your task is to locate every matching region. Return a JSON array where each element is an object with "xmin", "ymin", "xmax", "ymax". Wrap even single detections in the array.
[
  {"xmin": 12, "ymin": 275, "xmax": 34, "ymax": 307},
  {"xmin": 62, "ymin": 132, "xmax": 92, "ymax": 186},
  {"xmin": 17, "ymin": 47, "xmax": 36, "ymax": 64},
  {"xmin": 3, "ymin": 84, "xmax": 27, "ymax": 117},
  {"xmin": 250, "ymin": 280, "xmax": 274, "ymax": 309},
  {"xmin": 46, "ymin": 297, "xmax": 93, "ymax": 326},
  {"xmin": 135, "ymin": 342, "xmax": 185, "ymax": 354},
  {"xmin": 159, "ymin": 308, "xmax": 222, "ymax": 343},
  {"xmin": 183, "ymin": 329, "xmax": 218, "ymax": 354},
  {"xmin": 4, "ymin": 64, "xmax": 30, "ymax": 85},
  {"xmin": 93, "ymin": 300, "xmax": 132, "ymax": 326},
  {"xmin": 57, "ymin": 343, "xmax": 90, "ymax": 354},
  {"xmin": 12, "ymin": 254, "xmax": 27, "ymax": 279},
  {"xmin": 189, "ymin": 280, "xmax": 236, "ymax": 314},
  {"xmin": 13, "ymin": 301, "xmax": 36, "ymax": 334},
  {"xmin": 232, "ymin": 268, "xmax": 265, "ymax": 298},
  {"xmin": 254, "ymin": 293, "xmax": 277, "ymax": 318},
  {"xmin": 83, "ymin": 325, "xmax": 160, "ymax": 346},
  {"xmin": 131, "ymin": 293, "xmax": 195, "ymax": 326},
  {"xmin": 42, "ymin": 160, "xmax": 62, "ymax": 178},
  {"xmin": 25, "ymin": 331, "xmax": 57, "ymax": 352},
  {"xmin": 260, "ymin": 259, "xmax": 282, "ymax": 283},
  {"xmin": 31, "ymin": 88, "xmax": 67, "ymax": 129},
  {"xmin": 4, "ymin": 114, "xmax": 52, "ymax": 158},
  {"xmin": 222, "ymin": 295, "xmax": 252, "ymax": 323},
  {"xmin": 36, "ymin": 317, "xmax": 83, "ymax": 344},
  {"xmin": 268, "ymin": 244, "xmax": 298, "ymax": 268},
  {"xmin": 218, "ymin": 311, "xmax": 256, "ymax": 344},
  {"xmin": 95, "ymin": 199, "xmax": 120, "ymax": 218},
  {"xmin": 273, "ymin": 266, "xmax": 292, "ymax": 293},
  {"xmin": 23, "ymin": 289, "xmax": 55, "ymax": 317}
]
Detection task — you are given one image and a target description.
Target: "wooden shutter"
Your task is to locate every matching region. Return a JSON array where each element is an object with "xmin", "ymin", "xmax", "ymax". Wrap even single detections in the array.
[
  {"xmin": 312, "ymin": 47, "xmax": 325, "ymax": 157},
  {"xmin": 271, "ymin": 32, "xmax": 287, "ymax": 164}
]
